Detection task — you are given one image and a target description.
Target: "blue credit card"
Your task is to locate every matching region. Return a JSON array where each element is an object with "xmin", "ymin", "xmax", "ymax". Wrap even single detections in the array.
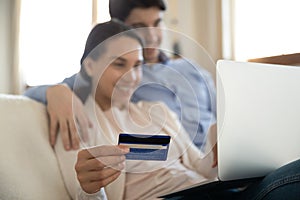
[{"xmin": 118, "ymin": 133, "xmax": 171, "ymax": 161}]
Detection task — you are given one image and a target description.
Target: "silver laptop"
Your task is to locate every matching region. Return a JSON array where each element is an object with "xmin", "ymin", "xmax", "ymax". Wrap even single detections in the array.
[
  {"xmin": 217, "ymin": 60, "xmax": 300, "ymax": 181},
  {"xmin": 160, "ymin": 60, "xmax": 300, "ymax": 198}
]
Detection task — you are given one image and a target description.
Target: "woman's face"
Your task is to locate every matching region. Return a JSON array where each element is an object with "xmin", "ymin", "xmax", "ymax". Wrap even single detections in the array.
[{"xmin": 85, "ymin": 36, "xmax": 143, "ymax": 110}]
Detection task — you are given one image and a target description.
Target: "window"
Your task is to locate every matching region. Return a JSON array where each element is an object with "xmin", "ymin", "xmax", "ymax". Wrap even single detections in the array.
[
  {"xmin": 96, "ymin": 0, "xmax": 110, "ymax": 23},
  {"xmin": 223, "ymin": 0, "xmax": 300, "ymax": 61},
  {"xmin": 19, "ymin": 0, "xmax": 110, "ymax": 86}
]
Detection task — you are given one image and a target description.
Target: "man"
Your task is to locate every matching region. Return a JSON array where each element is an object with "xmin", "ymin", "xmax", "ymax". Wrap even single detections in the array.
[{"xmin": 24, "ymin": 0, "xmax": 216, "ymax": 151}]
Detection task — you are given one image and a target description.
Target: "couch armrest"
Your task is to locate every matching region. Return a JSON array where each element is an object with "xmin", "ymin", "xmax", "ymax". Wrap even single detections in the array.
[{"xmin": 0, "ymin": 94, "xmax": 70, "ymax": 200}]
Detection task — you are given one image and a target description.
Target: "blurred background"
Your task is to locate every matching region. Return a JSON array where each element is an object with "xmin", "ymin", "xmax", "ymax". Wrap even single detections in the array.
[{"xmin": 1, "ymin": 0, "xmax": 299, "ymax": 94}]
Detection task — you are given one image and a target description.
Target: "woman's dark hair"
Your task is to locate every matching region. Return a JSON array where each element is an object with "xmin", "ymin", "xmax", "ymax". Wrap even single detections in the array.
[
  {"xmin": 76, "ymin": 19, "xmax": 143, "ymax": 102},
  {"xmin": 80, "ymin": 19, "xmax": 143, "ymax": 80},
  {"xmin": 109, "ymin": 0, "xmax": 166, "ymax": 22}
]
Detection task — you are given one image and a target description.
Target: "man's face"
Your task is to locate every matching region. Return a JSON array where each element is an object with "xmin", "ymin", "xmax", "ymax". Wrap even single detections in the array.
[{"xmin": 125, "ymin": 7, "xmax": 164, "ymax": 64}]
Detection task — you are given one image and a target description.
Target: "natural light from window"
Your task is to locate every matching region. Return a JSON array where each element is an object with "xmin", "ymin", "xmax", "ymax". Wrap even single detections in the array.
[
  {"xmin": 97, "ymin": 0, "xmax": 110, "ymax": 23},
  {"xmin": 233, "ymin": 0, "xmax": 300, "ymax": 61},
  {"xmin": 20, "ymin": 0, "xmax": 92, "ymax": 86}
]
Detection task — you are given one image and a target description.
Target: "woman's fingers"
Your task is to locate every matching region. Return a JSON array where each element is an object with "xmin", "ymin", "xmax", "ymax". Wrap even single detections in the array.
[
  {"xmin": 75, "ymin": 145, "xmax": 128, "ymax": 194},
  {"xmin": 80, "ymin": 171, "xmax": 122, "ymax": 194},
  {"xmin": 77, "ymin": 163, "xmax": 125, "ymax": 183},
  {"xmin": 78, "ymin": 145, "xmax": 129, "ymax": 160},
  {"xmin": 78, "ymin": 155, "xmax": 126, "ymax": 171}
]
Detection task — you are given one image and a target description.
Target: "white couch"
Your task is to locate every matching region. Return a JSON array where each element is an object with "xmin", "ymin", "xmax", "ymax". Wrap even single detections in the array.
[{"xmin": 0, "ymin": 94, "xmax": 71, "ymax": 200}]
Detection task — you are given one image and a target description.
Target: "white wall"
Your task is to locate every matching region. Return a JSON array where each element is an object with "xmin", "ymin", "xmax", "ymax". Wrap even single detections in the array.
[{"xmin": 0, "ymin": 0, "xmax": 12, "ymax": 93}]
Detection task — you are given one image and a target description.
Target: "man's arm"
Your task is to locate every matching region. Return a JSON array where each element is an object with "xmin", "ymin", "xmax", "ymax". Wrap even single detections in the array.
[
  {"xmin": 23, "ymin": 73, "xmax": 92, "ymax": 150},
  {"xmin": 23, "ymin": 74, "xmax": 79, "ymax": 104},
  {"xmin": 23, "ymin": 85, "xmax": 49, "ymax": 104}
]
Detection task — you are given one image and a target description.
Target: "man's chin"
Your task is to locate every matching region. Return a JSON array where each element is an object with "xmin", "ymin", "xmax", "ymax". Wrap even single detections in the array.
[{"xmin": 144, "ymin": 51, "xmax": 159, "ymax": 64}]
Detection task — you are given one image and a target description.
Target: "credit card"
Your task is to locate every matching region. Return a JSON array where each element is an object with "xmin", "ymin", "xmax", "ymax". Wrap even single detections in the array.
[{"xmin": 118, "ymin": 133, "xmax": 171, "ymax": 161}]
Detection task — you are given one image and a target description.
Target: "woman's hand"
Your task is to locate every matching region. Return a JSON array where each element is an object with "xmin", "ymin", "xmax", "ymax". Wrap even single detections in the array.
[
  {"xmin": 208, "ymin": 123, "xmax": 218, "ymax": 168},
  {"xmin": 212, "ymin": 143, "xmax": 218, "ymax": 168},
  {"xmin": 46, "ymin": 84, "xmax": 92, "ymax": 150},
  {"xmin": 75, "ymin": 145, "xmax": 129, "ymax": 194}
]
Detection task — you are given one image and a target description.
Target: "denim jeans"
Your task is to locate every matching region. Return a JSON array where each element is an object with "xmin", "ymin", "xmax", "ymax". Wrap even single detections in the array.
[
  {"xmin": 240, "ymin": 159, "xmax": 300, "ymax": 200},
  {"xmin": 164, "ymin": 159, "xmax": 300, "ymax": 200}
]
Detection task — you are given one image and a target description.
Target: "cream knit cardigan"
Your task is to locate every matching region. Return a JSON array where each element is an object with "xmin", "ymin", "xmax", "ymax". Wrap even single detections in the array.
[{"xmin": 55, "ymin": 96, "xmax": 217, "ymax": 200}]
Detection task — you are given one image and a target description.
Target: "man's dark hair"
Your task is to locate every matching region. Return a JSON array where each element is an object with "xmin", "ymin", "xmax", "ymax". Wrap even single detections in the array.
[
  {"xmin": 80, "ymin": 19, "xmax": 143, "ymax": 65},
  {"xmin": 109, "ymin": 0, "xmax": 166, "ymax": 22}
]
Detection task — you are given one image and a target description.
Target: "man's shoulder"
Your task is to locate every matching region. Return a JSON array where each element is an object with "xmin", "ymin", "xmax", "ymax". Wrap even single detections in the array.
[
  {"xmin": 168, "ymin": 58, "xmax": 212, "ymax": 77},
  {"xmin": 168, "ymin": 58, "xmax": 202, "ymax": 69}
]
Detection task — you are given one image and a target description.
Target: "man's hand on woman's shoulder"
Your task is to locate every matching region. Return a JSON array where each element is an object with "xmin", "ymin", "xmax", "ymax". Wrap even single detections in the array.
[{"xmin": 46, "ymin": 84, "xmax": 92, "ymax": 150}]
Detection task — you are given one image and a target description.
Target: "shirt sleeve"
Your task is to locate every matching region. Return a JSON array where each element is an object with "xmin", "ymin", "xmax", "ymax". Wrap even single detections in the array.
[
  {"xmin": 23, "ymin": 73, "xmax": 90, "ymax": 104},
  {"xmin": 77, "ymin": 189, "xmax": 107, "ymax": 200},
  {"xmin": 23, "ymin": 85, "xmax": 49, "ymax": 104},
  {"xmin": 205, "ymin": 71, "xmax": 217, "ymax": 121}
]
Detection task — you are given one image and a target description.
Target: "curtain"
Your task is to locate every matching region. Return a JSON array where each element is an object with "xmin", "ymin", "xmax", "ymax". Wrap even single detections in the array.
[
  {"xmin": 166, "ymin": 0, "xmax": 223, "ymax": 80},
  {"xmin": 11, "ymin": 0, "xmax": 23, "ymax": 94}
]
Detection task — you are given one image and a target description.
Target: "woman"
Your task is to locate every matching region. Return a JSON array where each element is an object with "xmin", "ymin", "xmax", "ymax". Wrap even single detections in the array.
[{"xmin": 55, "ymin": 19, "xmax": 217, "ymax": 200}]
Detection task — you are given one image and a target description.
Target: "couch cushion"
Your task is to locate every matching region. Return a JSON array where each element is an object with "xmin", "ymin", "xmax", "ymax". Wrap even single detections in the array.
[{"xmin": 0, "ymin": 94, "xmax": 70, "ymax": 200}]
